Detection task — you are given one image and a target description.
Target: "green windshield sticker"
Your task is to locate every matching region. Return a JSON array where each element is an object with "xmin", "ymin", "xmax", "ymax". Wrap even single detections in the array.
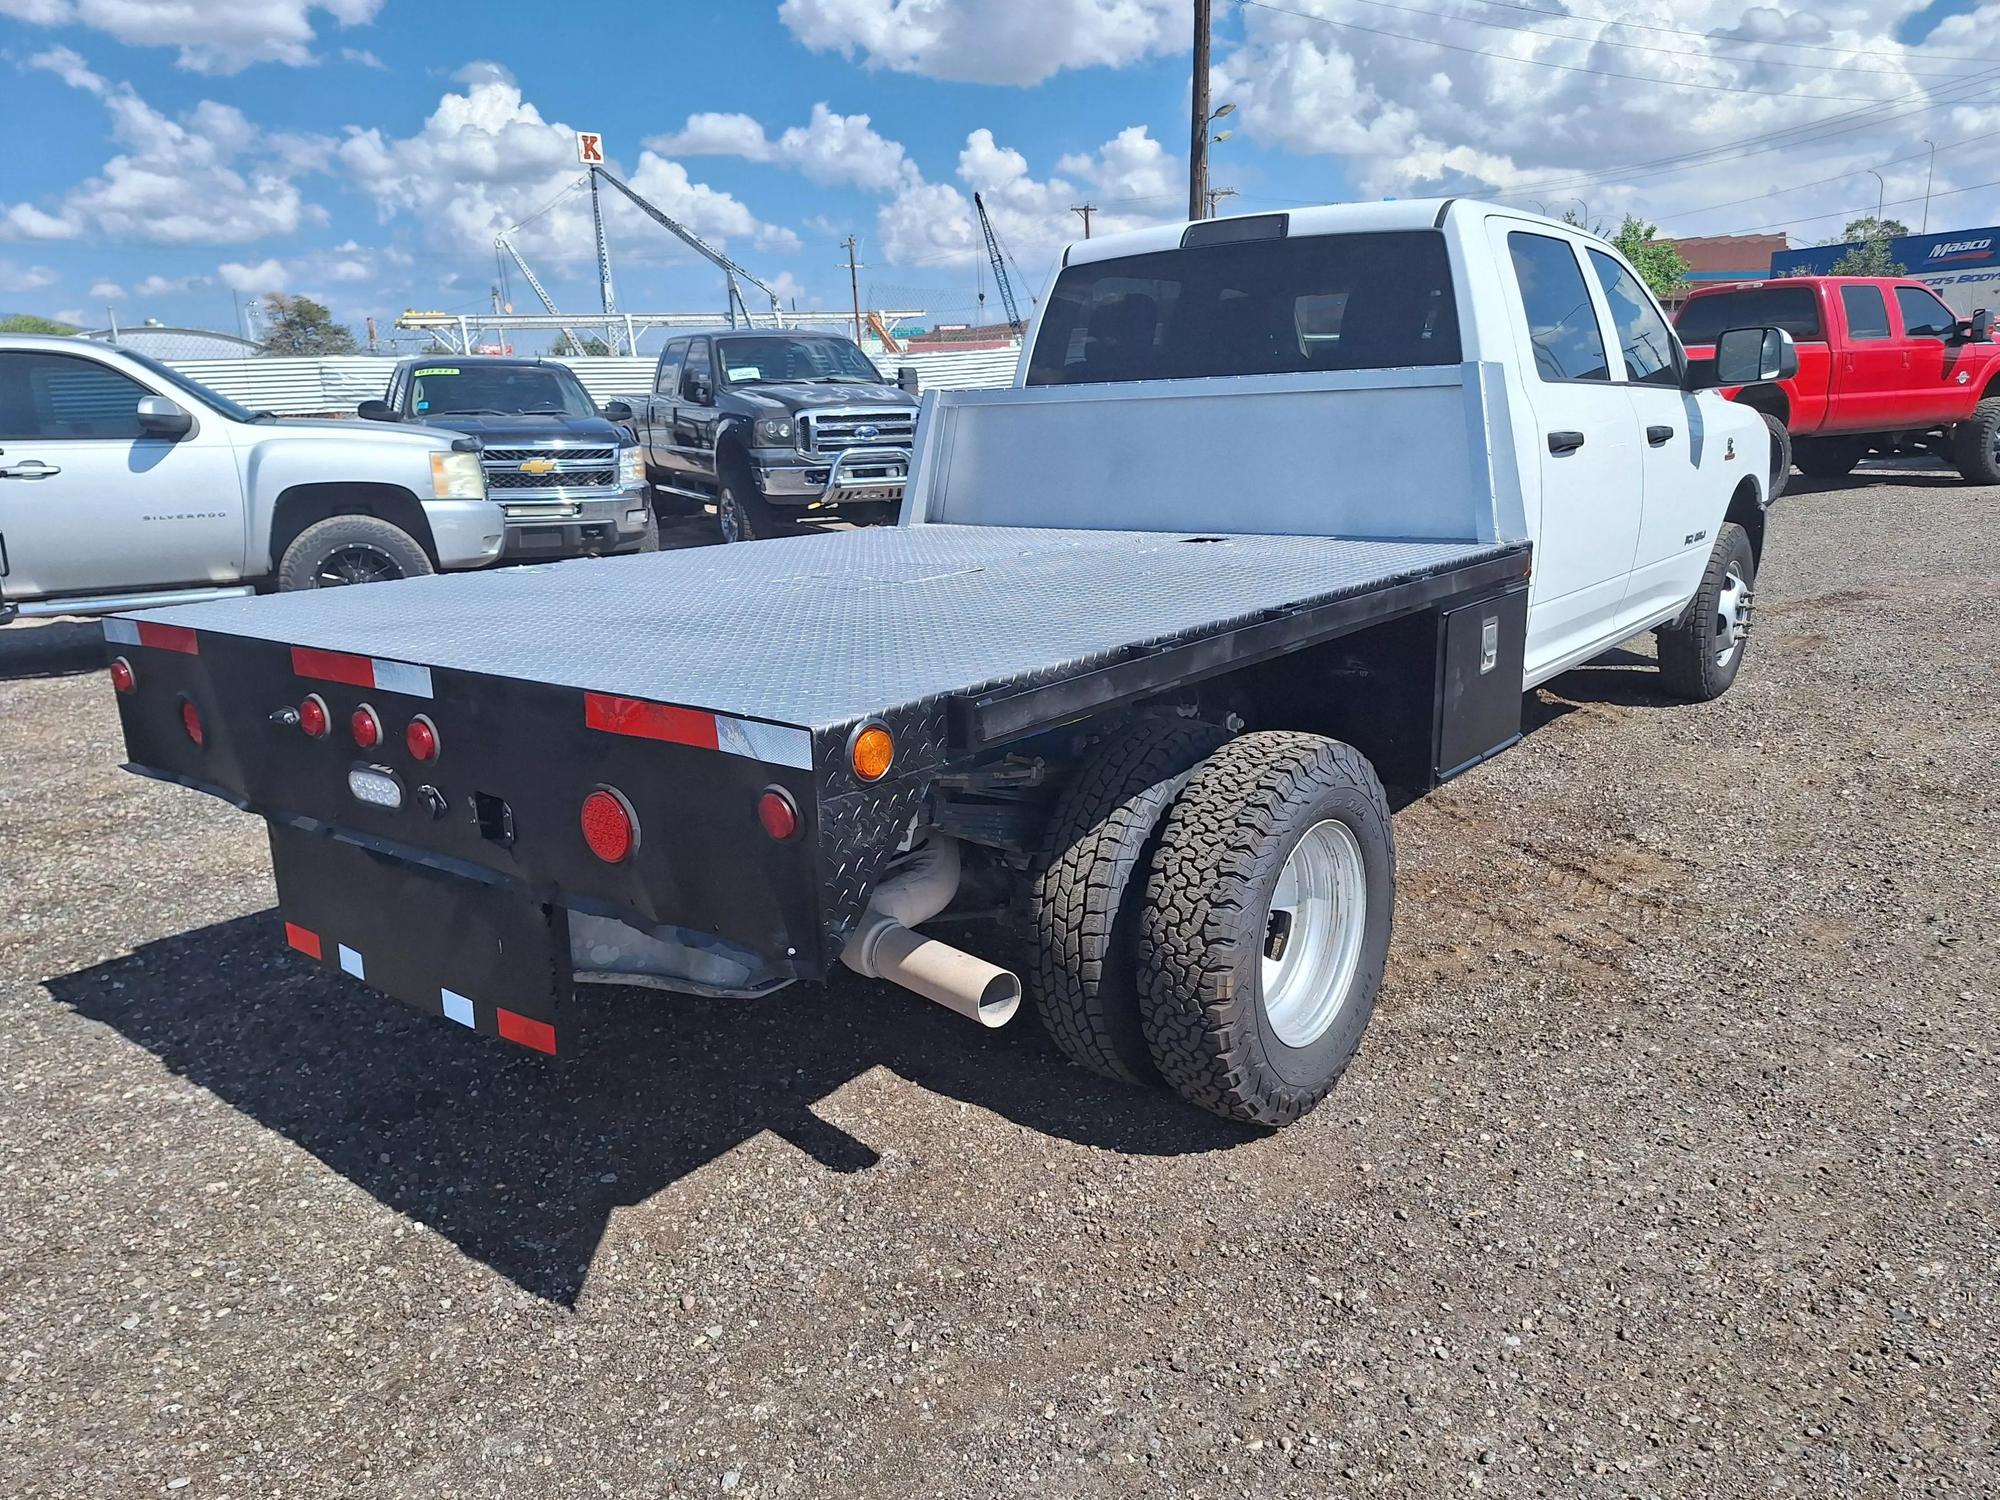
[{"xmin": 413, "ymin": 366, "xmax": 460, "ymax": 377}]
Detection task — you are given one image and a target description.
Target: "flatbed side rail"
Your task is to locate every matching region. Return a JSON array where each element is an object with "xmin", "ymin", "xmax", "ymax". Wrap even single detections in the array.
[{"xmin": 947, "ymin": 544, "xmax": 1531, "ymax": 749}]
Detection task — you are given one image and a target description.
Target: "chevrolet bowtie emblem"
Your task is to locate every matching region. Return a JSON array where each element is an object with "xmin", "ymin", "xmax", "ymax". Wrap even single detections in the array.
[{"xmin": 518, "ymin": 458, "xmax": 558, "ymax": 476}]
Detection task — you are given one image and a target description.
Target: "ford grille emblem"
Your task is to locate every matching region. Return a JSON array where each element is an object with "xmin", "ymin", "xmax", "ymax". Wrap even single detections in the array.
[{"xmin": 853, "ymin": 424, "xmax": 880, "ymax": 440}]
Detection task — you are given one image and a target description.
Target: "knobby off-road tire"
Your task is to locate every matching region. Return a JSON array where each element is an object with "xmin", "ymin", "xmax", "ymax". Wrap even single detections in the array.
[
  {"xmin": 1138, "ymin": 732, "xmax": 1395, "ymax": 1128},
  {"xmin": 1792, "ymin": 435, "xmax": 1864, "ymax": 479},
  {"xmin": 1760, "ymin": 411, "xmax": 1792, "ymax": 502},
  {"xmin": 1026, "ymin": 716, "xmax": 1232, "ymax": 1085},
  {"xmin": 1949, "ymin": 396, "xmax": 2000, "ymax": 485},
  {"xmin": 1657, "ymin": 520, "xmax": 1756, "ymax": 702},
  {"xmin": 276, "ymin": 514, "xmax": 433, "ymax": 592}
]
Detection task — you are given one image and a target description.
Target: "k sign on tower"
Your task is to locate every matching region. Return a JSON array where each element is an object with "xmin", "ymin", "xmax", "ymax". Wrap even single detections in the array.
[{"xmin": 576, "ymin": 131, "xmax": 604, "ymax": 165}]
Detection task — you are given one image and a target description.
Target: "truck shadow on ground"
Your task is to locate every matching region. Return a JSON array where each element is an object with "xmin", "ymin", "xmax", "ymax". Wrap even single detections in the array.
[
  {"xmin": 0, "ymin": 619, "xmax": 104, "ymax": 681},
  {"xmin": 45, "ymin": 913, "xmax": 1252, "ymax": 1306}
]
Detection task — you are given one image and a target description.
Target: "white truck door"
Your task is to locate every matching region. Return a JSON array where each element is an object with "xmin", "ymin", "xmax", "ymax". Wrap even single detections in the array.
[
  {"xmin": 1583, "ymin": 245, "xmax": 1713, "ymax": 626},
  {"xmin": 1489, "ymin": 223, "xmax": 1645, "ymax": 680},
  {"xmin": 0, "ymin": 349, "xmax": 243, "ymax": 599}
]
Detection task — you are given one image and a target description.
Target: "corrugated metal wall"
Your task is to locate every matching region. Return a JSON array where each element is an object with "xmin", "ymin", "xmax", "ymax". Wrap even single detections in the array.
[{"xmin": 166, "ymin": 348, "xmax": 1020, "ymax": 417}]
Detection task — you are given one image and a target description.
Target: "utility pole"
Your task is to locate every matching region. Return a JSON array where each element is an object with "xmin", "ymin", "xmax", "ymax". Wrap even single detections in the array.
[
  {"xmin": 1922, "ymin": 138, "xmax": 1937, "ymax": 233},
  {"xmin": 365, "ymin": 315, "xmax": 378, "ymax": 354},
  {"xmin": 1071, "ymin": 203, "xmax": 1096, "ymax": 238},
  {"xmin": 1205, "ymin": 187, "xmax": 1237, "ymax": 217},
  {"xmin": 841, "ymin": 236, "xmax": 863, "ymax": 342},
  {"xmin": 1867, "ymin": 169, "xmax": 1885, "ymax": 227},
  {"xmin": 1190, "ymin": 0, "xmax": 1211, "ymax": 220}
]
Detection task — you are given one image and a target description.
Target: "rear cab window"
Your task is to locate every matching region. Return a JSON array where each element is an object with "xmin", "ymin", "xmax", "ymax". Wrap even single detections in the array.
[
  {"xmin": 1024, "ymin": 229, "xmax": 1460, "ymax": 386},
  {"xmin": 1675, "ymin": 286, "xmax": 1824, "ymax": 344},
  {"xmin": 1505, "ymin": 231, "xmax": 1610, "ymax": 383},
  {"xmin": 1840, "ymin": 285, "xmax": 1891, "ymax": 340}
]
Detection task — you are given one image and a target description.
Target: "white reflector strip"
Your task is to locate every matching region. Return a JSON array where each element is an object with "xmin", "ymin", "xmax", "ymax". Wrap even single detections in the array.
[
  {"xmin": 102, "ymin": 618, "xmax": 140, "ymax": 646},
  {"xmin": 440, "ymin": 989, "xmax": 476, "ymax": 1029},
  {"xmin": 371, "ymin": 659, "xmax": 434, "ymax": 699},
  {"xmin": 338, "ymin": 944, "xmax": 365, "ymax": 980},
  {"xmin": 714, "ymin": 715, "xmax": 814, "ymax": 770}
]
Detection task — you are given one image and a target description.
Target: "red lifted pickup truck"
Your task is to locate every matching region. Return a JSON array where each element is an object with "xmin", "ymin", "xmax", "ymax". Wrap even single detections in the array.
[{"xmin": 1676, "ymin": 276, "xmax": 2000, "ymax": 483}]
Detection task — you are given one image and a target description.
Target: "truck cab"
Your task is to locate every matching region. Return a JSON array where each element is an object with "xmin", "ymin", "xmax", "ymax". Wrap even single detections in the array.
[
  {"xmin": 1675, "ymin": 276, "xmax": 2000, "ymax": 482},
  {"xmin": 613, "ymin": 329, "xmax": 918, "ymax": 542},
  {"xmin": 361, "ymin": 357, "xmax": 655, "ymax": 559},
  {"xmin": 0, "ymin": 334, "xmax": 504, "ymax": 623}
]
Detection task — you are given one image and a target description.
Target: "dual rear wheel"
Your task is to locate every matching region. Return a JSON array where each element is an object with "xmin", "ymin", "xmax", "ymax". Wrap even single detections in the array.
[{"xmin": 1026, "ymin": 722, "xmax": 1395, "ymax": 1127}]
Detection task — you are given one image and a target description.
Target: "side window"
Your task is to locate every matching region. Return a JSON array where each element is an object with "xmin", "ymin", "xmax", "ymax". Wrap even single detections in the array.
[
  {"xmin": 1587, "ymin": 248, "xmax": 1680, "ymax": 386},
  {"xmin": 0, "ymin": 352, "xmax": 150, "ymax": 440},
  {"xmin": 1895, "ymin": 286, "xmax": 1956, "ymax": 339},
  {"xmin": 1506, "ymin": 232, "xmax": 1610, "ymax": 382},
  {"xmin": 680, "ymin": 339, "xmax": 712, "ymax": 401},
  {"xmin": 1841, "ymin": 285, "xmax": 1890, "ymax": 340},
  {"xmin": 386, "ymin": 369, "xmax": 406, "ymax": 412},
  {"xmin": 655, "ymin": 339, "xmax": 685, "ymax": 397}
]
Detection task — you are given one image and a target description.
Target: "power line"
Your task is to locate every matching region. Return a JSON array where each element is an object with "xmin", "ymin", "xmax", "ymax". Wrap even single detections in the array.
[
  {"xmin": 1655, "ymin": 127, "xmax": 2000, "ymax": 225},
  {"xmin": 1715, "ymin": 172, "xmax": 2000, "ymax": 237},
  {"xmin": 1288, "ymin": 0, "xmax": 1983, "ymax": 80},
  {"xmin": 1446, "ymin": 0, "xmax": 2000, "ymax": 69},
  {"xmin": 1235, "ymin": 0, "xmax": 1908, "ymax": 103},
  {"xmin": 1483, "ymin": 67, "xmax": 2000, "ymax": 200}
]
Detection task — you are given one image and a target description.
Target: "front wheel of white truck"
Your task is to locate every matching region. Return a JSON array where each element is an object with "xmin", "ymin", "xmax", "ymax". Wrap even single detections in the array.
[{"xmin": 1137, "ymin": 732, "xmax": 1395, "ymax": 1128}]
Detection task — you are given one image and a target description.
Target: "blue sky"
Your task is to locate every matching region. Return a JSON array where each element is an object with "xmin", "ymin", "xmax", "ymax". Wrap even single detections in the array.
[{"xmin": 1, "ymin": 0, "xmax": 1993, "ymax": 347}]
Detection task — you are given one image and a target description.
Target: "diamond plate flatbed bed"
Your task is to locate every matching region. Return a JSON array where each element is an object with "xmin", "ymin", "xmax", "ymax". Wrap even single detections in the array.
[{"xmin": 127, "ymin": 524, "xmax": 1528, "ymax": 749}]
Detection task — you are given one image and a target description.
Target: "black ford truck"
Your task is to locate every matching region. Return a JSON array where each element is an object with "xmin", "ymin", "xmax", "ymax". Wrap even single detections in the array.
[
  {"xmin": 609, "ymin": 328, "xmax": 917, "ymax": 542},
  {"xmin": 361, "ymin": 357, "xmax": 656, "ymax": 560},
  {"xmin": 103, "ymin": 201, "xmax": 1782, "ymax": 1127}
]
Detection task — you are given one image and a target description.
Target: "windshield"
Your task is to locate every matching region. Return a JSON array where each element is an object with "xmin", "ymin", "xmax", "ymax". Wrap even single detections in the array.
[
  {"xmin": 716, "ymin": 336, "xmax": 883, "ymax": 385},
  {"xmin": 120, "ymin": 348, "xmax": 260, "ymax": 422},
  {"xmin": 1675, "ymin": 287, "xmax": 1823, "ymax": 343},
  {"xmin": 1026, "ymin": 229, "xmax": 1460, "ymax": 386},
  {"xmin": 407, "ymin": 363, "xmax": 596, "ymax": 417}
]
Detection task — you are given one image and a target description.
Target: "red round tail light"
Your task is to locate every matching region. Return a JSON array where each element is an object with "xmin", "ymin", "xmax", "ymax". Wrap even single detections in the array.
[
  {"xmin": 108, "ymin": 657, "xmax": 136, "ymax": 694},
  {"xmin": 179, "ymin": 697, "xmax": 205, "ymax": 747},
  {"xmin": 581, "ymin": 788, "xmax": 637, "ymax": 864},
  {"xmin": 297, "ymin": 694, "xmax": 329, "ymax": 739},
  {"xmin": 350, "ymin": 704, "xmax": 382, "ymax": 749},
  {"xmin": 405, "ymin": 715, "xmax": 439, "ymax": 763},
  {"xmin": 756, "ymin": 788, "xmax": 799, "ymax": 841}
]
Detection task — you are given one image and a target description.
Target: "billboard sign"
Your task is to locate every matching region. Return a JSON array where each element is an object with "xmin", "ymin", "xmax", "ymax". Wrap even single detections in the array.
[
  {"xmin": 1771, "ymin": 225, "xmax": 2000, "ymax": 313},
  {"xmin": 576, "ymin": 131, "xmax": 605, "ymax": 165}
]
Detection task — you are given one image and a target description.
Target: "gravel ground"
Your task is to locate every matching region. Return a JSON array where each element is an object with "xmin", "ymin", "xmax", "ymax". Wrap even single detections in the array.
[{"xmin": 3, "ymin": 465, "xmax": 1995, "ymax": 1498}]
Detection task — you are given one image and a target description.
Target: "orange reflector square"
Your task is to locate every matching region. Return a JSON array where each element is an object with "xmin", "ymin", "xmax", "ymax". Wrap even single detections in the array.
[
  {"xmin": 284, "ymin": 922, "xmax": 322, "ymax": 960},
  {"xmin": 496, "ymin": 1008, "xmax": 557, "ymax": 1055}
]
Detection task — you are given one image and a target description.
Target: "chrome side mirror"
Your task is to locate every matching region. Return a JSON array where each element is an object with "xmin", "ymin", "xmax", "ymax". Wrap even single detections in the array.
[
  {"xmin": 1713, "ymin": 326, "xmax": 1799, "ymax": 386},
  {"xmin": 135, "ymin": 395, "xmax": 192, "ymax": 438}
]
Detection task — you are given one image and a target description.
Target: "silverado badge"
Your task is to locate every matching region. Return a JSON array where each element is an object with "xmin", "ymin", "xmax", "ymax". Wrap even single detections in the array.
[{"xmin": 518, "ymin": 458, "xmax": 558, "ymax": 476}]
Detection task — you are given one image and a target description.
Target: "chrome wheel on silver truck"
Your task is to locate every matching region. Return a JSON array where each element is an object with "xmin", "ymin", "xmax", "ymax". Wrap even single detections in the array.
[{"xmin": 1138, "ymin": 732, "xmax": 1396, "ymax": 1128}]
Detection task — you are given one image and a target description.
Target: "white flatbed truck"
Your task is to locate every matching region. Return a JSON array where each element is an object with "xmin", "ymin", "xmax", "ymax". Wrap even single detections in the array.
[{"xmin": 104, "ymin": 200, "xmax": 1792, "ymax": 1127}]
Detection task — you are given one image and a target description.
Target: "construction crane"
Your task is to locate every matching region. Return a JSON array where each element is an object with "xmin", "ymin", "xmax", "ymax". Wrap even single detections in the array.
[
  {"xmin": 494, "ymin": 232, "xmax": 595, "ymax": 355},
  {"xmin": 972, "ymin": 192, "xmax": 1023, "ymax": 330},
  {"xmin": 589, "ymin": 165, "xmax": 785, "ymax": 328}
]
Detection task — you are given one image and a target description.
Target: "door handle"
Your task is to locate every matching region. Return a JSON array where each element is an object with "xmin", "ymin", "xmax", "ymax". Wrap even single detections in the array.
[
  {"xmin": 1646, "ymin": 424, "xmax": 1675, "ymax": 446},
  {"xmin": 0, "ymin": 460, "xmax": 60, "ymax": 479},
  {"xmin": 1547, "ymin": 430, "xmax": 1586, "ymax": 454}
]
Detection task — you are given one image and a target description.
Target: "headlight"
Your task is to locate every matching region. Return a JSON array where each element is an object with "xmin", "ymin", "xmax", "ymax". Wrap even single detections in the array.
[
  {"xmin": 618, "ymin": 445, "xmax": 644, "ymax": 485},
  {"xmin": 429, "ymin": 450, "xmax": 486, "ymax": 500},
  {"xmin": 754, "ymin": 418, "xmax": 793, "ymax": 445}
]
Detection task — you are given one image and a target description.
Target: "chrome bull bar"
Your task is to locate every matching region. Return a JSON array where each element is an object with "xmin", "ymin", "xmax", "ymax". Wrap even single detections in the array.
[{"xmin": 815, "ymin": 445, "xmax": 913, "ymax": 506}]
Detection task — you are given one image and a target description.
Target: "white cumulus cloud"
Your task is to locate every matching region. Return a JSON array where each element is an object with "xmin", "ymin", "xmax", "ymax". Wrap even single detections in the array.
[
  {"xmin": 651, "ymin": 102, "xmax": 917, "ymax": 193},
  {"xmin": 778, "ymin": 0, "xmax": 1184, "ymax": 85},
  {"xmin": 0, "ymin": 0, "xmax": 386, "ymax": 73}
]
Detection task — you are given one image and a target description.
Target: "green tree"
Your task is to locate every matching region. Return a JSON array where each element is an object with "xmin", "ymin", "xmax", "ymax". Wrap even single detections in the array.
[
  {"xmin": 260, "ymin": 293, "xmax": 357, "ymax": 355},
  {"xmin": 1610, "ymin": 215, "xmax": 1689, "ymax": 301},
  {"xmin": 0, "ymin": 313, "xmax": 78, "ymax": 334},
  {"xmin": 550, "ymin": 334, "xmax": 610, "ymax": 356},
  {"xmin": 1824, "ymin": 216, "xmax": 1910, "ymax": 246}
]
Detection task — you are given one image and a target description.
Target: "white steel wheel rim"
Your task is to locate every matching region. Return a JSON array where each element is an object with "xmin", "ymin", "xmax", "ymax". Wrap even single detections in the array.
[
  {"xmin": 1714, "ymin": 566, "xmax": 1752, "ymax": 667},
  {"xmin": 1261, "ymin": 818, "xmax": 1368, "ymax": 1049}
]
